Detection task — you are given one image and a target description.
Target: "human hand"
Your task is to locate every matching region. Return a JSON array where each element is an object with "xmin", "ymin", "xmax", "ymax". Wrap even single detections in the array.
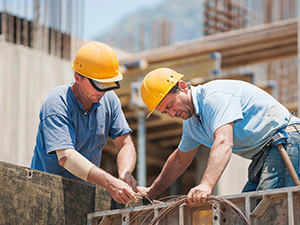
[
  {"xmin": 106, "ymin": 178, "xmax": 138, "ymax": 204},
  {"xmin": 119, "ymin": 172, "xmax": 138, "ymax": 192},
  {"xmin": 187, "ymin": 183, "xmax": 212, "ymax": 204},
  {"xmin": 136, "ymin": 186, "xmax": 156, "ymax": 199}
]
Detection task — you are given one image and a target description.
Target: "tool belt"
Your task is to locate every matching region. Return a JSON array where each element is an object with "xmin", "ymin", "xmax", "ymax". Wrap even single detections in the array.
[{"xmin": 248, "ymin": 124, "xmax": 300, "ymax": 183}]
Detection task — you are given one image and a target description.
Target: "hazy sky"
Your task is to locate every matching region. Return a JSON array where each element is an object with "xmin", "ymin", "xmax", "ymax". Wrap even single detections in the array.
[
  {"xmin": 84, "ymin": 0, "xmax": 166, "ymax": 40},
  {"xmin": 0, "ymin": 0, "xmax": 166, "ymax": 40}
]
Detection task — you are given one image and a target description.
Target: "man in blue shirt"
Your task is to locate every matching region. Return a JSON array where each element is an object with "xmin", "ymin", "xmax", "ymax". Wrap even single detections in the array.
[
  {"xmin": 30, "ymin": 42, "xmax": 137, "ymax": 204},
  {"xmin": 138, "ymin": 67, "xmax": 300, "ymax": 203}
]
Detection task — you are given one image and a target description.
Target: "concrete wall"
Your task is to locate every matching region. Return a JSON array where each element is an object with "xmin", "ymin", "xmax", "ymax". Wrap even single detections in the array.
[{"xmin": 0, "ymin": 39, "xmax": 73, "ymax": 167}]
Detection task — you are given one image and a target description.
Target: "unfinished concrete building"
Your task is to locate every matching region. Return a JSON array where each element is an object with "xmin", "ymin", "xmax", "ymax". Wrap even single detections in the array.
[{"xmin": 1, "ymin": 0, "xmax": 300, "ymax": 224}]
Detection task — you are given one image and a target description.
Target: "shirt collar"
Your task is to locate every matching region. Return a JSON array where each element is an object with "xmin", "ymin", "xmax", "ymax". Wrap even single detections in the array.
[{"xmin": 190, "ymin": 85, "xmax": 202, "ymax": 115}]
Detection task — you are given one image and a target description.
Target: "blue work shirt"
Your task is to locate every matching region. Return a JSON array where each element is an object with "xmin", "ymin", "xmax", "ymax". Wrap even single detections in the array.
[
  {"xmin": 30, "ymin": 85, "xmax": 131, "ymax": 181},
  {"xmin": 179, "ymin": 80, "xmax": 300, "ymax": 159}
]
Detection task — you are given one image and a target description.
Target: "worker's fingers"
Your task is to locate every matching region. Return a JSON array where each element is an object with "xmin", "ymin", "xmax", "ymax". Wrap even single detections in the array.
[
  {"xmin": 194, "ymin": 192, "xmax": 207, "ymax": 203},
  {"xmin": 108, "ymin": 179, "xmax": 138, "ymax": 204},
  {"xmin": 112, "ymin": 189, "xmax": 137, "ymax": 204},
  {"xmin": 121, "ymin": 188, "xmax": 138, "ymax": 203},
  {"xmin": 187, "ymin": 186, "xmax": 210, "ymax": 204},
  {"xmin": 136, "ymin": 186, "xmax": 150, "ymax": 197},
  {"xmin": 188, "ymin": 191, "xmax": 206, "ymax": 203},
  {"xmin": 129, "ymin": 191, "xmax": 138, "ymax": 202}
]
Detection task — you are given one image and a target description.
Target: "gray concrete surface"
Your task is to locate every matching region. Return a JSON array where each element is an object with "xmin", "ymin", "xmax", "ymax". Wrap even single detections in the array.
[{"xmin": 0, "ymin": 39, "xmax": 73, "ymax": 167}]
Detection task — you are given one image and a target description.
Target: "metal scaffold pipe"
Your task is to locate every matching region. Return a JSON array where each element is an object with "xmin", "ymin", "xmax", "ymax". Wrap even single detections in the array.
[
  {"xmin": 298, "ymin": 0, "xmax": 300, "ymax": 116},
  {"xmin": 137, "ymin": 110, "xmax": 146, "ymax": 186}
]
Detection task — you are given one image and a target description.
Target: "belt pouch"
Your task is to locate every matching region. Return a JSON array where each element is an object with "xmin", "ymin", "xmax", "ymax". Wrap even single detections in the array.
[{"xmin": 248, "ymin": 140, "xmax": 273, "ymax": 183}]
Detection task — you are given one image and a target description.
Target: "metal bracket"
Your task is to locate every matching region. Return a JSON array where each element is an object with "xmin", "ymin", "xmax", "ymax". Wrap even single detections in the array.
[{"xmin": 250, "ymin": 195, "xmax": 272, "ymax": 218}]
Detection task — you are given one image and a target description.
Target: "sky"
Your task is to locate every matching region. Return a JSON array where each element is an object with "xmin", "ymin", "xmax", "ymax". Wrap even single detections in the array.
[
  {"xmin": 83, "ymin": 0, "xmax": 166, "ymax": 40},
  {"xmin": 0, "ymin": 0, "xmax": 166, "ymax": 40}
]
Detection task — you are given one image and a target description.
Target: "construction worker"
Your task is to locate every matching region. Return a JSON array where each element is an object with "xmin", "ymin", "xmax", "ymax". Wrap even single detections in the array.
[
  {"xmin": 138, "ymin": 67, "xmax": 300, "ymax": 203},
  {"xmin": 30, "ymin": 42, "xmax": 137, "ymax": 204}
]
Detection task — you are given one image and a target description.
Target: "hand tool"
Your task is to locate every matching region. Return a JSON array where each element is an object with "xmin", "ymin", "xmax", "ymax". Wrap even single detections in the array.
[{"xmin": 272, "ymin": 130, "xmax": 300, "ymax": 186}]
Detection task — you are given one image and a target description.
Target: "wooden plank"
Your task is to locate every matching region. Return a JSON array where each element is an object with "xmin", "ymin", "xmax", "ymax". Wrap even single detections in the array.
[
  {"xmin": 120, "ymin": 18, "xmax": 297, "ymax": 65},
  {"xmin": 222, "ymin": 44, "xmax": 296, "ymax": 67},
  {"xmin": 221, "ymin": 36, "xmax": 297, "ymax": 58},
  {"xmin": 117, "ymin": 53, "xmax": 220, "ymax": 98}
]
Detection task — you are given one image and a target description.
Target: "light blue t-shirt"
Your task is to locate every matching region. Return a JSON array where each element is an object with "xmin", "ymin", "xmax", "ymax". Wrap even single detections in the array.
[
  {"xmin": 30, "ymin": 85, "xmax": 131, "ymax": 181},
  {"xmin": 179, "ymin": 80, "xmax": 300, "ymax": 159}
]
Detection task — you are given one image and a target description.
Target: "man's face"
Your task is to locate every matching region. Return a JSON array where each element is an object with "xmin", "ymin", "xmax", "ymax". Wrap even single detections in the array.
[
  {"xmin": 156, "ymin": 88, "xmax": 194, "ymax": 120},
  {"xmin": 76, "ymin": 75, "xmax": 105, "ymax": 103}
]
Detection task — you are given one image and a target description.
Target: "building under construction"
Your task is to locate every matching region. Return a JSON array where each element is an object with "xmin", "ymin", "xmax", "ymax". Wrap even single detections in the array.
[{"xmin": 1, "ymin": 0, "xmax": 300, "ymax": 224}]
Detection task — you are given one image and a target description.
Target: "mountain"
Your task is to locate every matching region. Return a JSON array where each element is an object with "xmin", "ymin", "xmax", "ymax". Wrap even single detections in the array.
[{"xmin": 95, "ymin": 0, "xmax": 204, "ymax": 53}]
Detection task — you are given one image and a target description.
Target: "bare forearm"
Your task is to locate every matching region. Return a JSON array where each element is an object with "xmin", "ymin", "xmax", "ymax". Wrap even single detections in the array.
[
  {"xmin": 113, "ymin": 134, "xmax": 138, "ymax": 191},
  {"xmin": 200, "ymin": 141, "xmax": 232, "ymax": 189},
  {"xmin": 187, "ymin": 123, "xmax": 233, "ymax": 203},
  {"xmin": 114, "ymin": 134, "xmax": 137, "ymax": 177},
  {"xmin": 117, "ymin": 143, "xmax": 136, "ymax": 177},
  {"xmin": 86, "ymin": 166, "xmax": 112, "ymax": 187},
  {"xmin": 149, "ymin": 162, "xmax": 184, "ymax": 198},
  {"xmin": 149, "ymin": 149, "xmax": 196, "ymax": 198}
]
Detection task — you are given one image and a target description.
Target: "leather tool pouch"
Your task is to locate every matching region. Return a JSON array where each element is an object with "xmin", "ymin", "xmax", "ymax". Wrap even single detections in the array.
[{"xmin": 248, "ymin": 138, "xmax": 273, "ymax": 183}]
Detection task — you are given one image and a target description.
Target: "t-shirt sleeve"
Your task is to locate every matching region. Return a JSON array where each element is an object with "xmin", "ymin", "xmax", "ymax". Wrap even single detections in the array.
[
  {"xmin": 43, "ymin": 114, "xmax": 76, "ymax": 154},
  {"xmin": 178, "ymin": 128, "xmax": 201, "ymax": 152},
  {"xmin": 108, "ymin": 93, "xmax": 132, "ymax": 140}
]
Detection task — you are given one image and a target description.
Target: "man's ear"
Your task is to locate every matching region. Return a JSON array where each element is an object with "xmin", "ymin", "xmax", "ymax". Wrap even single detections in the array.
[
  {"xmin": 178, "ymin": 80, "xmax": 188, "ymax": 93},
  {"xmin": 74, "ymin": 72, "xmax": 84, "ymax": 82},
  {"xmin": 74, "ymin": 72, "xmax": 80, "ymax": 82}
]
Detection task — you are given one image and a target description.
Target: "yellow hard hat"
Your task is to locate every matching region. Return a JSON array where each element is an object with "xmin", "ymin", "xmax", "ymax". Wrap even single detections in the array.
[
  {"xmin": 72, "ymin": 42, "xmax": 123, "ymax": 91},
  {"xmin": 140, "ymin": 68, "xmax": 184, "ymax": 117}
]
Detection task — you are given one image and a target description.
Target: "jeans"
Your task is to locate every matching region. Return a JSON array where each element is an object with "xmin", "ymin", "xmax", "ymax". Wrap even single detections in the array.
[{"xmin": 242, "ymin": 131, "xmax": 300, "ymax": 192}]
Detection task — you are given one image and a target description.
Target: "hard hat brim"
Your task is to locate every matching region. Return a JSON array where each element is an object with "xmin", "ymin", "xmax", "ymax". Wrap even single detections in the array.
[
  {"xmin": 90, "ymin": 69, "xmax": 123, "ymax": 83},
  {"xmin": 147, "ymin": 109, "xmax": 156, "ymax": 118}
]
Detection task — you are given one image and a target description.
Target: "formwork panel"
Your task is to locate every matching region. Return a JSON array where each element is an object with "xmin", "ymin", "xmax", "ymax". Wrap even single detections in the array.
[
  {"xmin": 249, "ymin": 193, "xmax": 288, "ymax": 225},
  {"xmin": 292, "ymin": 192, "xmax": 300, "ymax": 224},
  {"xmin": 88, "ymin": 186, "xmax": 300, "ymax": 225},
  {"xmin": 0, "ymin": 162, "xmax": 143, "ymax": 225},
  {"xmin": 191, "ymin": 207, "xmax": 212, "ymax": 225}
]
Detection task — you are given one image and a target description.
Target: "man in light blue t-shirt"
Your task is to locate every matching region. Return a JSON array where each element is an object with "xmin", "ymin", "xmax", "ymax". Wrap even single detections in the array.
[
  {"xmin": 30, "ymin": 42, "xmax": 137, "ymax": 204},
  {"xmin": 138, "ymin": 67, "xmax": 300, "ymax": 204}
]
